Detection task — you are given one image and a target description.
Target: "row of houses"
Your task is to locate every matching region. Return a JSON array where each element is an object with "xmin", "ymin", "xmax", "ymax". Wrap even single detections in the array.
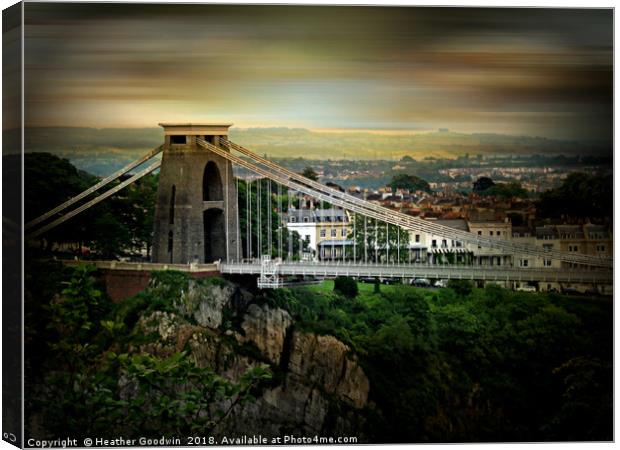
[{"xmin": 282, "ymin": 207, "xmax": 612, "ymax": 293}]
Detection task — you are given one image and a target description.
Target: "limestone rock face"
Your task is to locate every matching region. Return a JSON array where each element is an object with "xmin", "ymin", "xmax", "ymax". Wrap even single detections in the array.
[
  {"xmin": 288, "ymin": 332, "xmax": 370, "ymax": 409},
  {"xmin": 174, "ymin": 280, "xmax": 238, "ymax": 329},
  {"xmin": 132, "ymin": 279, "xmax": 370, "ymax": 441},
  {"xmin": 239, "ymin": 303, "xmax": 292, "ymax": 364}
]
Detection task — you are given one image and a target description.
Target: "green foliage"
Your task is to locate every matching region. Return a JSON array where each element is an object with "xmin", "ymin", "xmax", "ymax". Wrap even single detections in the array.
[
  {"xmin": 300, "ymin": 166, "xmax": 319, "ymax": 181},
  {"xmin": 90, "ymin": 212, "xmax": 132, "ymax": 258},
  {"xmin": 47, "ymin": 264, "xmax": 110, "ymax": 368},
  {"xmin": 26, "ymin": 261, "xmax": 611, "ymax": 443},
  {"xmin": 348, "ymin": 216, "xmax": 409, "ymax": 263},
  {"xmin": 480, "ymin": 182, "xmax": 528, "ymax": 199},
  {"xmin": 389, "ymin": 173, "xmax": 431, "ymax": 193},
  {"xmin": 537, "ymin": 172, "xmax": 612, "ymax": 220},
  {"xmin": 272, "ymin": 280, "xmax": 611, "ymax": 442},
  {"xmin": 473, "ymin": 176, "xmax": 495, "ymax": 192},
  {"xmin": 447, "ymin": 279, "xmax": 474, "ymax": 297},
  {"xmin": 237, "ymin": 177, "xmax": 308, "ymax": 259},
  {"xmin": 333, "ymin": 276, "xmax": 358, "ymax": 298},
  {"xmin": 373, "ymin": 278, "xmax": 381, "ymax": 294},
  {"xmin": 548, "ymin": 357, "xmax": 612, "ymax": 440},
  {"xmin": 26, "ymin": 264, "xmax": 272, "ymax": 440},
  {"xmin": 25, "ymin": 153, "xmax": 158, "ymax": 257},
  {"xmin": 111, "ymin": 352, "xmax": 271, "ymax": 436}
]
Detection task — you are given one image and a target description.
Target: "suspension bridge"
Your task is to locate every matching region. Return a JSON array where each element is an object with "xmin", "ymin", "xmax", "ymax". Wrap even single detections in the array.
[{"xmin": 27, "ymin": 123, "xmax": 613, "ymax": 290}]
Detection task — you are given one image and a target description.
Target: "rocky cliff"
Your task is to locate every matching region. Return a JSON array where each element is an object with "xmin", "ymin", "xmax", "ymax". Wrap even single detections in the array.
[{"xmin": 132, "ymin": 277, "xmax": 370, "ymax": 440}]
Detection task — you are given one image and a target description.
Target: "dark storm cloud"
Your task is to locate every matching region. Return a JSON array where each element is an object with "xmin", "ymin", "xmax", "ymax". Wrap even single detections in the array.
[{"xmin": 23, "ymin": 4, "xmax": 612, "ymax": 142}]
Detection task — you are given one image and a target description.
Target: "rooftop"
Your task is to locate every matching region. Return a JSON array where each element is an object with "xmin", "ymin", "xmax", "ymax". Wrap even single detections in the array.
[{"xmin": 159, "ymin": 123, "xmax": 233, "ymax": 135}]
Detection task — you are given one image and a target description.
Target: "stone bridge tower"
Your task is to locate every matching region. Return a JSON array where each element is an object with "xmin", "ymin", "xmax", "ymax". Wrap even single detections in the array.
[{"xmin": 152, "ymin": 123, "xmax": 239, "ymax": 264}]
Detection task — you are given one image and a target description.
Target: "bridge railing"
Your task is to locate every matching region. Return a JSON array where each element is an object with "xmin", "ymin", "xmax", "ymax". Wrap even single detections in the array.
[{"xmin": 220, "ymin": 260, "xmax": 612, "ymax": 284}]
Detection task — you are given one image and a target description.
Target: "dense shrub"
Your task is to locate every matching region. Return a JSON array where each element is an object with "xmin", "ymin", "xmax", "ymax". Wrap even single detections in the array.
[
  {"xmin": 267, "ymin": 280, "xmax": 612, "ymax": 442},
  {"xmin": 447, "ymin": 279, "xmax": 474, "ymax": 297},
  {"xmin": 333, "ymin": 276, "xmax": 359, "ymax": 298}
]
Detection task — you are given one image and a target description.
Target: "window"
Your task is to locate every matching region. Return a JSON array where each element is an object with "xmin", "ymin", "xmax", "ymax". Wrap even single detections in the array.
[
  {"xmin": 290, "ymin": 217, "xmax": 296, "ymax": 223},
  {"xmin": 341, "ymin": 228, "xmax": 347, "ymax": 237},
  {"xmin": 543, "ymin": 244, "xmax": 553, "ymax": 250},
  {"xmin": 415, "ymin": 234, "xmax": 420, "ymax": 243},
  {"xmin": 432, "ymin": 239, "xmax": 437, "ymax": 248},
  {"xmin": 597, "ymin": 244, "xmax": 606, "ymax": 252},
  {"xmin": 167, "ymin": 231, "xmax": 174, "ymax": 253},
  {"xmin": 331, "ymin": 229, "xmax": 337, "ymax": 237},
  {"xmin": 441, "ymin": 239, "xmax": 447, "ymax": 248},
  {"xmin": 305, "ymin": 235, "xmax": 310, "ymax": 243},
  {"xmin": 170, "ymin": 135, "xmax": 187, "ymax": 144},
  {"xmin": 544, "ymin": 259, "xmax": 552, "ymax": 267},
  {"xmin": 569, "ymin": 245, "xmax": 579, "ymax": 252},
  {"xmin": 490, "ymin": 231, "xmax": 494, "ymax": 236},
  {"xmin": 169, "ymin": 185, "xmax": 176, "ymax": 224},
  {"xmin": 320, "ymin": 229, "xmax": 326, "ymax": 238},
  {"xmin": 477, "ymin": 231, "xmax": 482, "ymax": 236},
  {"xmin": 519, "ymin": 259, "xmax": 529, "ymax": 267},
  {"xmin": 303, "ymin": 217, "xmax": 309, "ymax": 223}
]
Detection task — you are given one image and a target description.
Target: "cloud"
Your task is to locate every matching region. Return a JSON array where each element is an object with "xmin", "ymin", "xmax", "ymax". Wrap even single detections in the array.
[{"xmin": 23, "ymin": 4, "xmax": 612, "ymax": 142}]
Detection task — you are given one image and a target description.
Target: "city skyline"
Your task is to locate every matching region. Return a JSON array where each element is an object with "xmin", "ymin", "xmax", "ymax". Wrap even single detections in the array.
[{"xmin": 22, "ymin": 4, "xmax": 612, "ymax": 143}]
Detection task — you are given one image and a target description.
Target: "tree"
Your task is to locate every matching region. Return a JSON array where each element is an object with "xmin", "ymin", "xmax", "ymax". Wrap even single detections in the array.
[
  {"xmin": 537, "ymin": 173, "xmax": 612, "ymax": 221},
  {"xmin": 120, "ymin": 173, "xmax": 158, "ymax": 257},
  {"xmin": 348, "ymin": 216, "xmax": 409, "ymax": 263},
  {"xmin": 473, "ymin": 176, "xmax": 495, "ymax": 192},
  {"xmin": 91, "ymin": 212, "xmax": 132, "ymax": 259},
  {"xmin": 389, "ymin": 174, "xmax": 431, "ymax": 193},
  {"xmin": 25, "ymin": 153, "xmax": 101, "ymax": 249},
  {"xmin": 300, "ymin": 166, "xmax": 319, "ymax": 181},
  {"xmin": 481, "ymin": 182, "xmax": 528, "ymax": 199},
  {"xmin": 237, "ymin": 177, "xmax": 309, "ymax": 259},
  {"xmin": 447, "ymin": 279, "xmax": 474, "ymax": 297},
  {"xmin": 333, "ymin": 276, "xmax": 358, "ymax": 298},
  {"xmin": 31, "ymin": 264, "xmax": 273, "ymax": 439},
  {"xmin": 25, "ymin": 153, "xmax": 159, "ymax": 258}
]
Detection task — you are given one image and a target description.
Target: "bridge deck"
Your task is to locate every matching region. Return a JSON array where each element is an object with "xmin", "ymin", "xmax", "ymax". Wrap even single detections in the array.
[
  {"xmin": 63, "ymin": 260, "xmax": 612, "ymax": 285},
  {"xmin": 222, "ymin": 261, "xmax": 612, "ymax": 284}
]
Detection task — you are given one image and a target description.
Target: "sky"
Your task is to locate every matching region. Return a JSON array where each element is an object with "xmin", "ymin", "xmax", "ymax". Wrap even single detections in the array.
[{"xmin": 23, "ymin": 4, "xmax": 613, "ymax": 142}]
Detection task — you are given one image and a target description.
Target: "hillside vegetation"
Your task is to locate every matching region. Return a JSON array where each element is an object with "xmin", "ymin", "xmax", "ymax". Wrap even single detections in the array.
[
  {"xmin": 21, "ymin": 127, "xmax": 610, "ymax": 176},
  {"xmin": 25, "ymin": 261, "xmax": 612, "ymax": 443}
]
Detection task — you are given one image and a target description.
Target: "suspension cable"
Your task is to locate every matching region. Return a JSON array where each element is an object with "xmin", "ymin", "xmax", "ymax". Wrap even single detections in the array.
[
  {"xmin": 364, "ymin": 194, "xmax": 368, "ymax": 264},
  {"xmin": 246, "ymin": 178, "xmax": 249, "ymax": 259},
  {"xmin": 256, "ymin": 178, "xmax": 259, "ymax": 257},
  {"xmin": 288, "ymin": 188, "xmax": 292, "ymax": 260},
  {"xmin": 26, "ymin": 145, "xmax": 163, "ymax": 231},
  {"xmin": 267, "ymin": 178, "xmax": 272, "ymax": 256},
  {"xmin": 277, "ymin": 182, "xmax": 282, "ymax": 260},
  {"xmin": 218, "ymin": 138, "xmax": 610, "ymax": 267},
  {"xmin": 28, "ymin": 158, "xmax": 162, "ymax": 239},
  {"xmin": 236, "ymin": 176, "xmax": 240, "ymax": 261},
  {"xmin": 298, "ymin": 190, "xmax": 303, "ymax": 260},
  {"xmin": 203, "ymin": 139, "xmax": 611, "ymax": 268},
  {"xmin": 353, "ymin": 211, "xmax": 356, "ymax": 263}
]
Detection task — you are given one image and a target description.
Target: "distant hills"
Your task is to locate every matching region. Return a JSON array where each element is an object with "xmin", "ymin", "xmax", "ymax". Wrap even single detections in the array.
[{"xmin": 6, "ymin": 126, "xmax": 611, "ymax": 176}]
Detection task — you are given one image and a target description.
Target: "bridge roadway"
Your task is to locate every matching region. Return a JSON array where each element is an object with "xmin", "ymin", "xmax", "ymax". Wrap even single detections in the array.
[
  {"xmin": 63, "ymin": 260, "xmax": 612, "ymax": 285},
  {"xmin": 223, "ymin": 261, "xmax": 612, "ymax": 285}
]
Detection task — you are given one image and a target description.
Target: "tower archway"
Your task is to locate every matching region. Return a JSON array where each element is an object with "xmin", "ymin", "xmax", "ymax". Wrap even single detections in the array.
[
  {"xmin": 203, "ymin": 208, "xmax": 226, "ymax": 262},
  {"xmin": 203, "ymin": 161, "xmax": 223, "ymax": 201}
]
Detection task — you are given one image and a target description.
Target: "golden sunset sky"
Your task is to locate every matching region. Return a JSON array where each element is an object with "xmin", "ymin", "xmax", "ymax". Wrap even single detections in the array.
[{"xmin": 23, "ymin": 4, "xmax": 612, "ymax": 142}]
